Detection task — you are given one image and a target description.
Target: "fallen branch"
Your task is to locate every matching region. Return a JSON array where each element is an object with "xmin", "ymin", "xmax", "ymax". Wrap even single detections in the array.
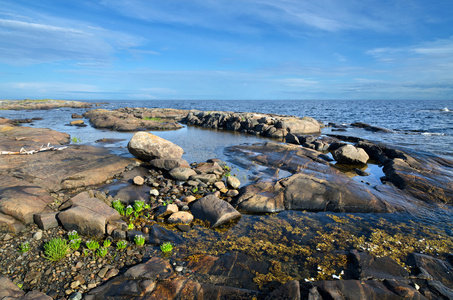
[{"xmin": 0, "ymin": 143, "xmax": 68, "ymax": 155}]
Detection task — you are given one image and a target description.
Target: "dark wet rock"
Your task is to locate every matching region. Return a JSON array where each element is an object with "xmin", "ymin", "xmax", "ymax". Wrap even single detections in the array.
[
  {"xmin": 58, "ymin": 196, "xmax": 121, "ymax": 237},
  {"xmin": 190, "ymin": 252, "xmax": 269, "ymax": 291},
  {"xmin": 83, "ymin": 108, "xmax": 184, "ymax": 131},
  {"xmin": 333, "ymin": 144, "xmax": 369, "ymax": 165},
  {"xmin": 351, "ymin": 122, "xmax": 392, "ymax": 133},
  {"xmin": 350, "ymin": 250, "xmax": 409, "ymax": 280},
  {"xmin": 148, "ymin": 224, "xmax": 184, "ymax": 245},
  {"xmin": 382, "ymin": 155, "xmax": 453, "ymax": 205},
  {"xmin": 169, "ymin": 167, "xmax": 197, "ymax": 181},
  {"xmin": 149, "ymin": 158, "xmax": 190, "ymax": 171},
  {"xmin": 128, "ymin": 131, "xmax": 184, "ymax": 161},
  {"xmin": 190, "ymin": 194, "xmax": 241, "ymax": 228},
  {"xmin": 313, "ymin": 279, "xmax": 425, "ymax": 300},
  {"xmin": 236, "ymin": 172, "xmax": 396, "ymax": 213},
  {"xmin": 94, "ymin": 138, "xmax": 126, "ymax": 144},
  {"xmin": 356, "ymin": 141, "xmax": 390, "ymax": 164},
  {"xmin": 285, "ymin": 133, "xmax": 301, "ymax": 145},
  {"xmin": 71, "ymin": 113, "xmax": 83, "ymax": 119},
  {"xmin": 194, "ymin": 162, "xmax": 224, "ymax": 175},
  {"xmin": 189, "ymin": 173, "xmax": 217, "ymax": 183},
  {"xmin": 230, "ymin": 140, "xmax": 453, "ymax": 211},
  {"xmin": 409, "ymin": 253, "xmax": 453, "ymax": 289},
  {"xmin": 264, "ymin": 280, "xmax": 300, "ymax": 300},
  {"xmin": 354, "ymin": 168, "xmax": 370, "ymax": 176}
]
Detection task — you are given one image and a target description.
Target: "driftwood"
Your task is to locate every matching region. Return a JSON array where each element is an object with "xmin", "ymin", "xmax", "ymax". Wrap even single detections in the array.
[{"xmin": 0, "ymin": 143, "xmax": 67, "ymax": 155}]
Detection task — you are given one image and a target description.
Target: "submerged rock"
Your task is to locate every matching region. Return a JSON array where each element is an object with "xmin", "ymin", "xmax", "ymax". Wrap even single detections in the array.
[{"xmin": 190, "ymin": 194, "xmax": 241, "ymax": 228}]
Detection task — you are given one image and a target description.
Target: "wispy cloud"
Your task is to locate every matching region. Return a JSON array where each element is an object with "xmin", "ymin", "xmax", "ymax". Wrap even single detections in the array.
[
  {"xmin": 0, "ymin": 15, "xmax": 141, "ymax": 66},
  {"xmin": 100, "ymin": 0, "xmax": 422, "ymax": 34}
]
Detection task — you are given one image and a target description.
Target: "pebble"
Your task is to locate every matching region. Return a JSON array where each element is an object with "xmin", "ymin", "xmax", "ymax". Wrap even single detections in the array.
[
  {"xmin": 3, "ymin": 234, "xmax": 13, "ymax": 241},
  {"xmin": 150, "ymin": 189, "xmax": 160, "ymax": 196},
  {"xmin": 69, "ymin": 292, "xmax": 83, "ymax": 300},
  {"xmin": 33, "ymin": 231, "xmax": 43, "ymax": 240},
  {"xmin": 98, "ymin": 267, "xmax": 109, "ymax": 278},
  {"xmin": 175, "ymin": 266, "xmax": 183, "ymax": 272}
]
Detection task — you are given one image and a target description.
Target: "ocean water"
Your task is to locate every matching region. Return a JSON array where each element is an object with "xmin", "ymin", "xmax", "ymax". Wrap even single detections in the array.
[
  {"xmin": 2, "ymin": 99, "xmax": 452, "ymax": 161},
  {"xmin": 98, "ymin": 99, "xmax": 453, "ymax": 159}
]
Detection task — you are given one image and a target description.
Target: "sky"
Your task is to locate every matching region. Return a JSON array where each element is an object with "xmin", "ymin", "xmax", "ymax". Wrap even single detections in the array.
[{"xmin": 0, "ymin": 0, "xmax": 452, "ymax": 100}]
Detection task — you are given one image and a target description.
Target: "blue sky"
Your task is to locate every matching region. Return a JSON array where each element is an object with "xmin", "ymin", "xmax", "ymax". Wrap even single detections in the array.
[{"xmin": 0, "ymin": 0, "xmax": 452, "ymax": 100}]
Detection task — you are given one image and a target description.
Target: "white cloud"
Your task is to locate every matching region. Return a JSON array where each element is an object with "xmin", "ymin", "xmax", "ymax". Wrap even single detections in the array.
[{"xmin": 0, "ymin": 16, "xmax": 141, "ymax": 66}]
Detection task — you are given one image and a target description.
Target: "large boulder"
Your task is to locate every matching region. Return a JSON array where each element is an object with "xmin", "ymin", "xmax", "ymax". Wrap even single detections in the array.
[
  {"xmin": 235, "ymin": 172, "xmax": 396, "ymax": 213},
  {"xmin": 333, "ymin": 144, "xmax": 369, "ymax": 164},
  {"xmin": 190, "ymin": 194, "xmax": 241, "ymax": 228},
  {"xmin": 128, "ymin": 131, "xmax": 184, "ymax": 161}
]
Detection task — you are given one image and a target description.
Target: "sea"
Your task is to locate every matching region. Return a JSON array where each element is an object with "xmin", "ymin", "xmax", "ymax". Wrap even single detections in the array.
[{"xmin": 2, "ymin": 99, "xmax": 451, "ymax": 160}]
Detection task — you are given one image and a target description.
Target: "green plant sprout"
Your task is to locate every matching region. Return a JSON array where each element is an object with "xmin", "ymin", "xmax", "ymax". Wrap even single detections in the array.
[
  {"xmin": 18, "ymin": 242, "xmax": 30, "ymax": 253},
  {"xmin": 127, "ymin": 223, "xmax": 134, "ymax": 230},
  {"xmin": 71, "ymin": 137, "xmax": 81, "ymax": 144},
  {"xmin": 97, "ymin": 247, "xmax": 108, "ymax": 257},
  {"xmin": 103, "ymin": 239, "xmax": 112, "ymax": 248},
  {"xmin": 134, "ymin": 235, "xmax": 145, "ymax": 246},
  {"xmin": 112, "ymin": 199, "xmax": 125, "ymax": 216},
  {"xmin": 192, "ymin": 186, "xmax": 198, "ymax": 193},
  {"xmin": 160, "ymin": 242, "xmax": 173, "ymax": 253},
  {"xmin": 133, "ymin": 200, "xmax": 145, "ymax": 213},
  {"xmin": 116, "ymin": 240, "xmax": 127, "ymax": 250},
  {"xmin": 44, "ymin": 238, "xmax": 69, "ymax": 261},
  {"xmin": 144, "ymin": 204, "xmax": 151, "ymax": 210},
  {"xmin": 125, "ymin": 205, "xmax": 134, "ymax": 216},
  {"xmin": 68, "ymin": 230, "xmax": 79, "ymax": 241},
  {"xmin": 69, "ymin": 239, "xmax": 81, "ymax": 251},
  {"xmin": 16, "ymin": 283, "xmax": 23, "ymax": 289},
  {"xmin": 86, "ymin": 240, "xmax": 100, "ymax": 251}
]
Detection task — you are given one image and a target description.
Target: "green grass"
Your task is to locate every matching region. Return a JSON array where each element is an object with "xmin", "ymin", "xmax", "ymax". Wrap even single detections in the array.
[
  {"xmin": 44, "ymin": 238, "xmax": 69, "ymax": 261},
  {"xmin": 143, "ymin": 116, "xmax": 164, "ymax": 122}
]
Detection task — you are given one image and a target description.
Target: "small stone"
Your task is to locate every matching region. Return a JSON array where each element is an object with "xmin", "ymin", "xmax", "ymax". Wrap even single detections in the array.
[
  {"xmin": 3, "ymin": 233, "xmax": 13, "ymax": 241},
  {"xmin": 133, "ymin": 176, "xmax": 145, "ymax": 185},
  {"xmin": 88, "ymin": 283, "xmax": 97, "ymax": 289},
  {"xmin": 33, "ymin": 231, "xmax": 43, "ymax": 240},
  {"xmin": 175, "ymin": 266, "xmax": 183, "ymax": 272},
  {"xmin": 167, "ymin": 211, "xmax": 194, "ymax": 224},
  {"xmin": 182, "ymin": 196, "xmax": 196, "ymax": 203},
  {"xmin": 220, "ymin": 188, "xmax": 229, "ymax": 194},
  {"xmin": 70, "ymin": 280, "xmax": 80, "ymax": 289},
  {"xmin": 226, "ymin": 176, "xmax": 241, "ymax": 189},
  {"xmin": 150, "ymin": 189, "xmax": 159, "ymax": 197},
  {"xmin": 66, "ymin": 289, "xmax": 74, "ymax": 295},
  {"xmin": 98, "ymin": 267, "xmax": 109, "ymax": 278},
  {"xmin": 214, "ymin": 181, "xmax": 226, "ymax": 190},
  {"xmin": 104, "ymin": 268, "xmax": 119, "ymax": 279},
  {"xmin": 69, "ymin": 292, "xmax": 83, "ymax": 300},
  {"xmin": 227, "ymin": 190, "xmax": 240, "ymax": 197}
]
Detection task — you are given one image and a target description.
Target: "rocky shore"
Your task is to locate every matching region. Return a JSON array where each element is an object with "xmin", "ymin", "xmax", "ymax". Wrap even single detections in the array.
[
  {"xmin": 0, "ymin": 100, "xmax": 93, "ymax": 111},
  {"xmin": 1, "ymin": 104, "xmax": 453, "ymax": 299}
]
